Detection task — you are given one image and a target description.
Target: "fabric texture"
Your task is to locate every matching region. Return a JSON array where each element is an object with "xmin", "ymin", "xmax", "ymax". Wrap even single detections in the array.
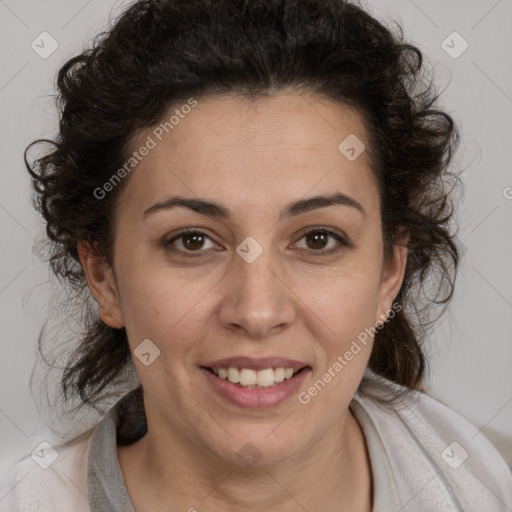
[
  {"xmin": 1, "ymin": 369, "xmax": 511, "ymax": 511},
  {"xmin": 88, "ymin": 406, "xmax": 136, "ymax": 512}
]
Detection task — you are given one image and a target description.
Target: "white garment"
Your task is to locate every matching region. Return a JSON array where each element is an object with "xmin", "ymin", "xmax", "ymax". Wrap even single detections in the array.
[
  {"xmin": 1, "ymin": 370, "xmax": 511, "ymax": 511},
  {"xmin": 351, "ymin": 376, "xmax": 512, "ymax": 511}
]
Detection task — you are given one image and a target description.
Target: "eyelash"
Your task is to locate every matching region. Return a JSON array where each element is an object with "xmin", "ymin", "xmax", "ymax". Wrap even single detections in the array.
[{"xmin": 163, "ymin": 228, "xmax": 351, "ymax": 258}]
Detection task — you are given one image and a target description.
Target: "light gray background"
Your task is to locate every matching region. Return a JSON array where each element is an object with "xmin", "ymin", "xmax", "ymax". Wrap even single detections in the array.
[{"xmin": 1, "ymin": 0, "xmax": 511, "ymax": 472}]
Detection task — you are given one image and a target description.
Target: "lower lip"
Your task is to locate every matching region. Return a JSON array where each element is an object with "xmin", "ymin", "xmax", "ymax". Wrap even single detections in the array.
[{"xmin": 200, "ymin": 367, "xmax": 310, "ymax": 408}]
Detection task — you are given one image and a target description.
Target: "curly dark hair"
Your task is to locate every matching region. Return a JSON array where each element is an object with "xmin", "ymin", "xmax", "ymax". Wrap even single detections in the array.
[{"xmin": 25, "ymin": 0, "xmax": 461, "ymax": 431}]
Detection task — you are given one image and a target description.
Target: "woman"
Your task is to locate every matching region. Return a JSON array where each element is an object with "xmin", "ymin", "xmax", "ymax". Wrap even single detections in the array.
[{"xmin": 2, "ymin": 0, "xmax": 511, "ymax": 510}]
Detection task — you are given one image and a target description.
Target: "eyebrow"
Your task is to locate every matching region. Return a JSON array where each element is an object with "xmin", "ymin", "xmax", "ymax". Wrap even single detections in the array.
[{"xmin": 143, "ymin": 192, "xmax": 365, "ymax": 222}]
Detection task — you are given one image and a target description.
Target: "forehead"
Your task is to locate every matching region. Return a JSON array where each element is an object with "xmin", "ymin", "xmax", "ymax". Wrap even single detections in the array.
[{"xmin": 116, "ymin": 92, "xmax": 379, "ymax": 222}]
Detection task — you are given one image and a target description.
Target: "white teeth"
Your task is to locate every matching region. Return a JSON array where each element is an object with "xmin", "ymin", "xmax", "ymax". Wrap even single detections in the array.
[
  {"xmin": 211, "ymin": 366, "xmax": 301, "ymax": 388},
  {"xmin": 227, "ymin": 367, "xmax": 240, "ymax": 383},
  {"xmin": 256, "ymin": 368, "xmax": 275, "ymax": 387},
  {"xmin": 274, "ymin": 367, "xmax": 285, "ymax": 383},
  {"xmin": 239, "ymin": 368, "xmax": 257, "ymax": 386}
]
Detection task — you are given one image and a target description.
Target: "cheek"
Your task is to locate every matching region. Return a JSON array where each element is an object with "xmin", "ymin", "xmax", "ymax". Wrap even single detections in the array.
[
  {"xmin": 297, "ymin": 270, "xmax": 381, "ymax": 376},
  {"xmin": 297, "ymin": 276, "xmax": 380, "ymax": 407},
  {"xmin": 116, "ymin": 263, "xmax": 215, "ymax": 353},
  {"xmin": 300, "ymin": 262, "xmax": 381, "ymax": 331},
  {"xmin": 115, "ymin": 233, "xmax": 382, "ymax": 351},
  {"xmin": 317, "ymin": 292, "xmax": 378, "ymax": 370}
]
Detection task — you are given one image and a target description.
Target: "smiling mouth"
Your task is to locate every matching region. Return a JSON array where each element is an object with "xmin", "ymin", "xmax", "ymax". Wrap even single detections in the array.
[{"xmin": 202, "ymin": 366, "xmax": 308, "ymax": 389}]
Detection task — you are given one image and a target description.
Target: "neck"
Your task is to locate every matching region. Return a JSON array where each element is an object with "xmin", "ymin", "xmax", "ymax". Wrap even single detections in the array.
[{"xmin": 118, "ymin": 404, "xmax": 372, "ymax": 512}]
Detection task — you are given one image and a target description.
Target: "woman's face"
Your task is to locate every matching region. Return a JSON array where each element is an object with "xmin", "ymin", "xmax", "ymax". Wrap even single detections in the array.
[{"xmin": 81, "ymin": 92, "xmax": 407, "ymax": 466}]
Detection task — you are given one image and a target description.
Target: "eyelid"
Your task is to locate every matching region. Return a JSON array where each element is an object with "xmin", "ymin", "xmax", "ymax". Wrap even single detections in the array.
[
  {"xmin": 294, "ymin": 226, "xmax": 351, "ymax": 245},
  {"xmin": 291, "ymin": 227, "xmax": 352, "ymax": 255},
  {"xmin": 165, "ymin": 229, "xmax": 220, "ymax": 252},
  {"xmin": 164, "ymin": 227, "xmax": 352, "ymax": 257}
]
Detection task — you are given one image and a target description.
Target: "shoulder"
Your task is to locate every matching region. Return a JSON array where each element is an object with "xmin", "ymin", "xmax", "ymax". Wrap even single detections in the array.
[
  {"xmin": 0, "ymin": 429, "xmax": 94, "ymax": 512},
  {"xmin": 352, "ymin": 369, "xmax": 512, "ymax": 511}
]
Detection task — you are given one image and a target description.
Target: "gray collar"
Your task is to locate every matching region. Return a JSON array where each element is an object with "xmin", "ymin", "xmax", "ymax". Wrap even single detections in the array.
[
  {"xmin": 87, "ymin": 397, "xmax": 137, "ymax": 512},
  {"xmin": 87, "ymin": 389, "xmax": 398, "ymax": 512}
]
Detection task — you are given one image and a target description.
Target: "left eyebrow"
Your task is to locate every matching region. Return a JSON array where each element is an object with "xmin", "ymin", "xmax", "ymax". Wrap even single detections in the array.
[{"xmin": 143, "ymin": 192, "xmax": 366, "ymax": 222}]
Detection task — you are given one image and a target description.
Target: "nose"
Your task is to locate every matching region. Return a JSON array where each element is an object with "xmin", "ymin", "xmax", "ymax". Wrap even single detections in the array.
[{"xmin": 218, "ymin": 243, "xmax": 296, "ymax": 339}]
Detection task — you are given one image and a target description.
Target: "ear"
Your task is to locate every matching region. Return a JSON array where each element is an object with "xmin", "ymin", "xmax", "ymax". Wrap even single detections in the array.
[
  {"xmin": 375, "ymin": 229, "xmax": 409, "ymax": 326},
  {"xmin": 77, "ymin": 241, "xmax": 124, "ymax": 329}
]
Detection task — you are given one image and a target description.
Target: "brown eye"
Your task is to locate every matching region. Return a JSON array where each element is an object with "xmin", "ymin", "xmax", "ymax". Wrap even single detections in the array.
[
  {"xmin": 304, "ymin": 231, "xmax": 329, "ymax": 250},
  {"xmin": 294, "ymin": 229, "xmax": 350, "ymax": 256},
  {"xmin": 181, "ymin": 232, "xmax": 206, "ymax": 250},
  {"xmin": 165, "ymin": 230, "xmax": 217, "ymax": 257}
]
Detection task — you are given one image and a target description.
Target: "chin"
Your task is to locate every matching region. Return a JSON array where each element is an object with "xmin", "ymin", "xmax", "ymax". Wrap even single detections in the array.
[{"xmin": 209, "ymin": 429, "xmax": 306, "ymax": 468}]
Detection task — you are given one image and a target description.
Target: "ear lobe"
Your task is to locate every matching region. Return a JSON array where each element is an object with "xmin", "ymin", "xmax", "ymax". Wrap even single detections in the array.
[
  {"xmin": 375, "ymin": 231, "xmax": 409, "ymax": 325},
  {"xmin": 77, "ymin": 241, "xmax": 124, "ymax": 329}
]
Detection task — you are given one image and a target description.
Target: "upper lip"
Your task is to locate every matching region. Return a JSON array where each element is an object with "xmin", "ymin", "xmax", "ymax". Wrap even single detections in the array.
[{"xmin": 201, "ymin": 357, "xmax": 309, "ymax": 372}]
